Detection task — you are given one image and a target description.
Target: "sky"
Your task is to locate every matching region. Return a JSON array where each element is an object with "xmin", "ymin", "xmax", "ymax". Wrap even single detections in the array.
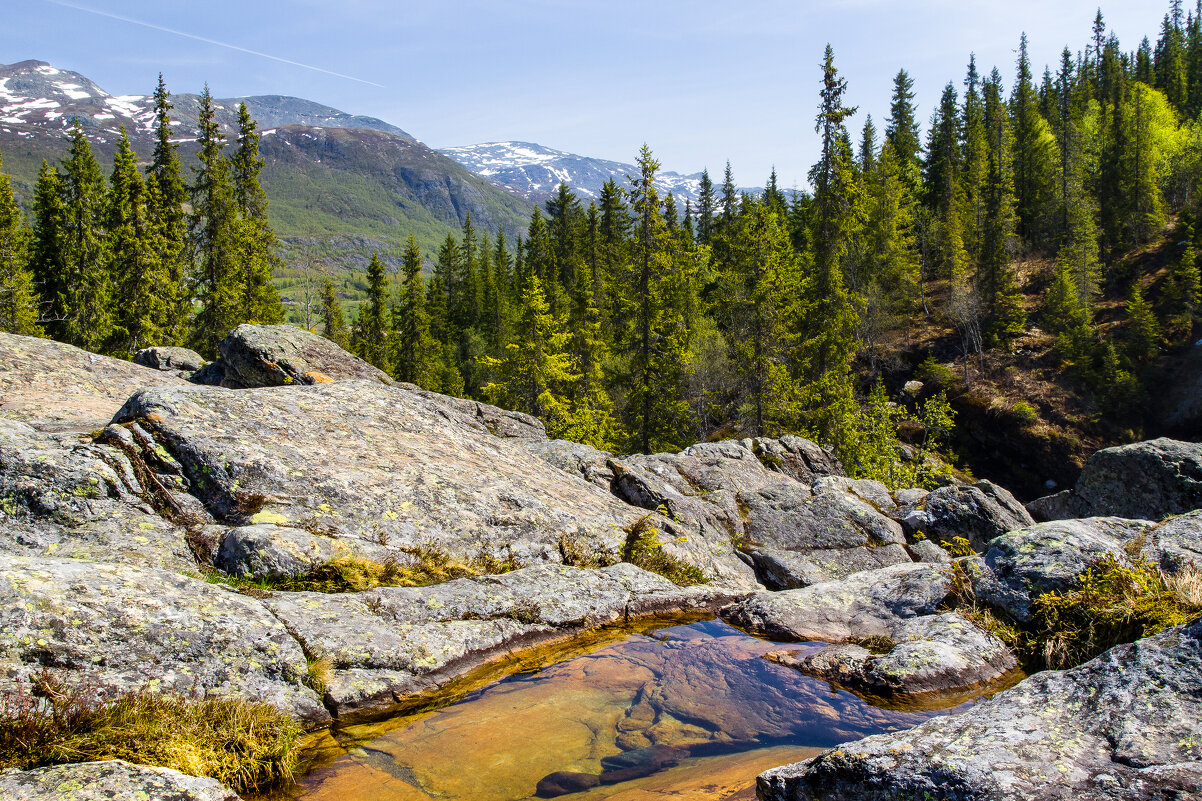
[{"xmin": 2, "ymin": 0, "xmax": 1178, "ymax": 188}]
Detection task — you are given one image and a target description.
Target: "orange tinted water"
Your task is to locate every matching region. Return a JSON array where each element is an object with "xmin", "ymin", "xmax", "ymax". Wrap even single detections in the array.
[{"xmin": 289, "ymin": 619, "xmax": 966, "ymax": 801}]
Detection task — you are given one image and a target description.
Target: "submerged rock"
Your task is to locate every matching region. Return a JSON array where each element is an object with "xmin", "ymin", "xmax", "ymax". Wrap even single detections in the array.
[
  {"xmin": 535, "ymin": 771, "xmax": 600, "ymax": 797},
  {"xmin": 0, "ymin": 760, "xmax": 240, "ymax": 801},
  {"xmin": 0, "ymin": 331, "xmax": 188, "ymax": 432},
  {"xmin": 206, "ymin": 323, "xmax": 392, "ymax": 388},
  {"xmin": 757, "ymin": 617, "xmax": 1202, "ymax": 801},
  {"xmin": 1029, "ymin": 438, "xmax": 1202, "ymax": 522}
]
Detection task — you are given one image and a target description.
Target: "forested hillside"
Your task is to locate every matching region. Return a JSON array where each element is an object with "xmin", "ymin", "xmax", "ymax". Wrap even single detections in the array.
[{"xmin": 3, "ymin": 4, "xmax": 1202, "ymax": 497}]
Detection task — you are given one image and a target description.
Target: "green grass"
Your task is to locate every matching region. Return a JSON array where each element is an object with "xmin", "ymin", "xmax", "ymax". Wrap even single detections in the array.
[
  {"xmin": 0, "ymin": 673, "xmax": 301, "ymax": 794},
  {"xmin": 622, "ymin": 514, "xmax": 708, "ymax": 587}
]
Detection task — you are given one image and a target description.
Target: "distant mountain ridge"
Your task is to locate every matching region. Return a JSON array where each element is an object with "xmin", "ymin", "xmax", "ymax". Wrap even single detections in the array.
[{"xmin": 440, "ymin": 140, "xmax": 711, "ymax": 205}]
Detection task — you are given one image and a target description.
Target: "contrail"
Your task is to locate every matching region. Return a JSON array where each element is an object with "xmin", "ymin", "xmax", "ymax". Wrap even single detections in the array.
[{"xmin": 42, "ymin": 0, "xmax": 386, "ymax": 88}]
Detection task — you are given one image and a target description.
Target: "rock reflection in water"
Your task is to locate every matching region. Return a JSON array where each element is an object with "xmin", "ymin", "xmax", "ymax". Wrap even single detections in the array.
[{"xmin": 295, "ymin": 619, "xmax": 953, "ymax": 801}]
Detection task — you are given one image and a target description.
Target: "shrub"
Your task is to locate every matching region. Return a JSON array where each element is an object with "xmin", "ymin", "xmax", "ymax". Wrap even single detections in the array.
[
  {"xmin": 1009, "ymin": 401, "xmax": 1037, "ymax": 424},
  {"xmin": 940, "ymin": 536, "xmax": 976, "ymax": 557},
  {"xmin": 0, "ymin": 674, "xmax": 300, "ymax": 793},
  {"xmin": 622, "ymin": 513, "xmax": 707, "ymax": 587},
  {"xmin": 1028, "ymin": 555, "xmax": 1202, "ymax": 670}
]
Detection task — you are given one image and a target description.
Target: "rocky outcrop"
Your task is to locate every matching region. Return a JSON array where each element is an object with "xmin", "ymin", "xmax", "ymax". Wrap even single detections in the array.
[
  {"xmin": 261, "ymin": 562, "xmax": 740, "ymax": 722},
  {"xmin": 133, "ymin": 346, "xmax": 207, "ymax": 373},
  {"xmin": 0, "ymin": 332, "xmax": 188, "ymax": 432},
  {"xmin": 757, "ymin": 617, "xmax": 1202, "ymax": 801},
  {"xmin": 114, "ymin": 381, "xmax": 759, "ymax": 584},
  {"xmin": 1139, "ymin": 509, "xmax": 1202, "ymax": 573},
  {"xmin": 199, "ymin": 324, "xmax": 392, "ymax": 388},
  {"xmin": 0, "ymin": 555, "xmax": 328, "ymax": 725},
  {"xmin": 0, "ymin": 419, "xmax": 201, "ymax": 572},
  {"xmin": 1029, "ymin": 438, "xmax": 1202, "ymax": 522},
  {"xmin": 902, "ymin": 480, "xmax": 1033, "ymax": 550},
  {"xmin": 0, "ymin": 760, "xmax": 240, "ymax": 801}
]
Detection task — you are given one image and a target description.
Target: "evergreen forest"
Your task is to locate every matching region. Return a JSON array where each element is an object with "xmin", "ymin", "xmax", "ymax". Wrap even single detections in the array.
[{"xmin": 4, "ymin": 4, "xmax": 1202, "ymax": 493}]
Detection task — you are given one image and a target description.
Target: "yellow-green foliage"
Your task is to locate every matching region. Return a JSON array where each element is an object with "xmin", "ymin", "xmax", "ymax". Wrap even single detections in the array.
[
  {"xmin": 941, "ymin": 536, "xmax": 977, "ymax": 557},
  {"xmin": 207, "ymin": 549, "xmax": 487, "ymax": 595},
  {"xmin": 1029, "ymin": 555, "xmax": 1202, "ymax": 670},
  {"xmin": 622, "ymin": 514, "xmax": 707, "ymax": 587},
  {"xmin": 0, "ymin": 675, "xmax": 300, "ymax": 793}
]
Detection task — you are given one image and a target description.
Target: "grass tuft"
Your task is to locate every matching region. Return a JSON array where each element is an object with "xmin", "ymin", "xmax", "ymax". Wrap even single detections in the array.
[{"xmin": 0, "ymin": 673, "xmax": 300, "ymax": 794}]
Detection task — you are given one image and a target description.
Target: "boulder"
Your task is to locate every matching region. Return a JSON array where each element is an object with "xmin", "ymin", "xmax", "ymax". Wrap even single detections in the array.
[
  {"xmin": 0, "ymin": 760, "xmax": 239, "ymax": 801},
  {"xmin": 0, "ymin": 419, "xmax": 200, "ymax": 572},
  {"xmin": 209, "ymin": 323, "xmax": 392, "ymax": 388},
  {"xmin": 0, "ymin": 555, "xmax": 328, "ymax": 725},
  {"xmin": 770, "ymin": 612, "xmax": 1017, "ymax": 698},
  {"xmin": 402, "ymin": 385, "xmax": 548, "ymax": 440},
  {"xmin": 214, "ymin": 523, "xmax": 392, "ymax": 580},
  {"xmin": 113, "ymin": 381, "xmax": 760, "ymax": 580},
  {"xmin": 0, "ymin": 332, "xmax": 188, "ymax": 432},
  {"xmin": 1029, "ymin": 438, "xmax": 1202, "ymax": 522},
  {"xmin": 1140, "ymin": 510, "xmax": 1202, "ymax": 573},
  {"xmin": 906, "ymin": 539, "xmax": 952, "ymax": 564},
  {"xmin": 757, "ymin": 617, "xmax": 1202, "ymax": 801},
  {"xmin": 133, "ymin": 346, "xmax": 207, "ymax": 373},
  {"xmin": 535, "ymin": 771, "xmax": 600, "ymax": 797},
  {"xmin": 903, "ymin": 480, "xmax": 1034, "ymax": 551},
  {"xmin": 747, "ymin": 544, "xmax": 913, "ymax": 591},
  {"xmin": 973, "ymin": 517, "xmax": 1155, "ymax": 623},
  {"xmin": 722, "ymin": 563, "xmax": 955, "ymax": 642},
  {"xmin": 261, "ymin": 562, "xmax": 741, "ymax": 722}
]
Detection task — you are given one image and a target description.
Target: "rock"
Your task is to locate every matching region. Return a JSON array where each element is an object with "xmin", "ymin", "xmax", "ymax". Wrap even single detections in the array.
[
  {"xmin": 214, "ymin": 523, "xmax": 392, "ymax": 580},
  {"xmin": 757, "ymin": 617, "xmax": 1202, "ymax": 801},
  {"xmin": 0, "ymin": 555, "xmax": 328, "ymax": 725},
  {"xmin": 723, "ymin": 563, "xmax": 955, "ymax": 642},
  {"xmin": 114, "ymin": 381, "xmax": 725, "ymax": 578},
  {"xmin": 599, "ymin": 745, "xmax": 689, "ymax": 783},
  {"xmin": 740, "ymin": 483, "xmax": 905, "ymax": 553},
  {"xmin": 747, "ymin": 544, "xmax": 913, "ymax": 591},
  {"xmin": 1026, "ymin": 489, "xmax": 1076, "ymax": 521},
  {"xmin": 906, "ymin": 539, "xmax": 952, "ymax": 564},
  {"xmin": 261, "ymin": 562, "xmax": 740, "ymax": 722},
  {"xmin": 0, "ymin": 760, "xmax": 239, "ymax": 801},
  {"xmin": 772, "ymin": 612, "xmax": 1017, "ymax": 698},
  {"xmin": 811, "ymin": 476, "xmax": 896, "ymax": 512},
  {"xmin": 0, "ymin": 331, "xmax": 188, "ymax": 432},
  {"xmin": 1140, "ymin": 510, "xmax": 1202, "ymax": 573},
  {"xmin": 0, "ymin": 419, "xmax": 200, "ymax": 572},
  {"xmin": 535, "ymin": 771, "xmax": 600, "ymax": 797},
  {"xmin": 1029, "ymin": 438, "xmax": 1202, "ymax": 522},
  {"xmin": 973, "ymin": 517, "xmax": 1155, "ymax": 623},
  {"xmin": 749, "ymin": 434, "xmax": 846, "ymax": 484},
  {"xmin": 903, "ymin": 480, "xmax": 1034, "ymax": 551},
  {"xmin": 402, "ymin": 385, "xmax": 548, "ymax": 440},
  {"xmin": 526, "ymin": 439, "xmax": 615, "ymax": 488},
  {"xmin": 210, "ymin": 324, "xmax": 392, "ymax": 388},
  {"xmin": 133, "ymin": 346, "xmax": 207, "ymax": 373}
]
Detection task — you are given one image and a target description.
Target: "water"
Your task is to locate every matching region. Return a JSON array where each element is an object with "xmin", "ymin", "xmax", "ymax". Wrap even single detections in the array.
[{"xmin": 286, "ymin": 618, "xmax": 975, "ymax": 801}]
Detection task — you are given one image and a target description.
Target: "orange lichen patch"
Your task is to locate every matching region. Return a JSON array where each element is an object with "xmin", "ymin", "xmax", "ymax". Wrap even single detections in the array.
[
  {"xmin": 146, "ymin": 412, "xmax": 164, "ymax": 422},
  {"xmin": 304, "ymin": 372, "xmax": 335, "ymax": 385}
]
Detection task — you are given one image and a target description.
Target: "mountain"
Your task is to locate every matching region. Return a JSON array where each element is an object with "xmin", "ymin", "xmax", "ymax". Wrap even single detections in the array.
[
  {"xmin": 0, "ymin": 60, "xmax": 533, "ymax": 275},
  {"xmin": 440, "ymin": 141, "xmax": 713, "ymax": 205}
]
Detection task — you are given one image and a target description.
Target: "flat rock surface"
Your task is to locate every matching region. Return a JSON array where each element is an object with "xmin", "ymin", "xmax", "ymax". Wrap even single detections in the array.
[
  {"xmin": 0, "ymin": 760, "xmax": 240, "ymax": 801},
  {"xmin": 757, "ymin": 617, "xmax": 1202, "ymax": 801},
  {"xmin": 0, "ymin": 555, "xmax": 327, "ymax": 725},
  {"xmin": 0, "ymin": 332, "xmax": 188, "ymax": 432},
  {"xmin": 213, "ymin": 324, "xmax": 392, "ymax": 388},
  {"xmin": 114, "ymin": 381, "xmax": 726, "ymax": 578}
]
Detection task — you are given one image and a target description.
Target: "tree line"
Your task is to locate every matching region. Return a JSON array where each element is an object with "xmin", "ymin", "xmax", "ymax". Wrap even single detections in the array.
[{"xmin": 0, "ymin": 77, "xmax": 283, "ymax": 358}]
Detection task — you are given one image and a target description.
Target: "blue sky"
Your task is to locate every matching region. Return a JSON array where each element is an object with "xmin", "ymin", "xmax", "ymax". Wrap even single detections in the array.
[{"xmin": 3, "ymin": 1, "xmax": 1176, "ymax": 187}]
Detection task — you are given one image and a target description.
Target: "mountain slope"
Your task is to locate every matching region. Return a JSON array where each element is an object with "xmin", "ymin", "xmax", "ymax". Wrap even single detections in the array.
[
  {"xmin": 0, "ymin": 60, "xmax": 533, "ymax": 272},
  {"xmin": 440, "ymin": 140, "xmax": 708, "ymax": 204}
]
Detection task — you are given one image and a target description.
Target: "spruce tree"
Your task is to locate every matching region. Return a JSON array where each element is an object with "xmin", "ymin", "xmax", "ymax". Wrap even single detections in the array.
[
  {"xmin": 59, "ymin": 121, "xmax": 111, "ymax": 352},
  {"xmin": 393, "ymin": 235, "xmax": 439, "ymax": 388},
  {"xmin": 320, "ymin": 277, "xmax": 349, "ymax": 349},
  {"xmin": 886, "ymin": 68, "xmax": 923, "ymax": 189},
  {"xmin": 0, "ymin": 153, "xmax": 41, "ymax": 336},
  {"xmin": 1011, "ymin": 33, "xmax": 1058, "ymax": 250},
  {"xmin": 29, "ymin": 161, "xmax": 67, "ymax": 338},
  {"xmin": 147, "ymin": 74, "xmax": 189, "ymax": 343},
  {"xmin": 1125, "ymin": 281, "xmax": 1162, "ymax": 361},
  {"xmin": 231, "ymin": 102, "xmax": 284, "ymax": 325},
  {"xmin": 106, "ymin": 129, "xmax": 170, "ymax": 356},
  {"xmin": 981, "ymin": 68, "xmax": 1026, "ymax": 344},
  {"xmin": 189, "ymin": 87, "xmax": 242, "ymax": 356},
  {"xmin": 352, "ymin": 253, "xmax": 392, "ymax": 372},
  {"xmin": 695, "ymin": 169, "xmax": 716, "ymax": 244}
]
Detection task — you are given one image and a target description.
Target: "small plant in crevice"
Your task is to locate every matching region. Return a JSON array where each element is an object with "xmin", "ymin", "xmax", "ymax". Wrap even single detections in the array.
[
  {"xmin": 621, "ymin": 512, "xmax": 707, "ymax": 587},
  {"xmin": 0, "ymin": 672, "xmax": 300, "ymax": 794},
  {"xmin": 557, "ymin": 532, "xmax": 619, "ymax": 569},
  {"xmin": 940, "ymin": 536, "xmax": 977, "ymax": 558},
  {"xmin": 299, "ymin": 654, "xmax": 332, "ymax": 697}
]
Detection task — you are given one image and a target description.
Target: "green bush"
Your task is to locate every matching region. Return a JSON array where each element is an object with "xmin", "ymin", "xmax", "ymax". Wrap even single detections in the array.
[{"xmin": 622, "ymin": 514, "xmax": 707, "ymax": 587}]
